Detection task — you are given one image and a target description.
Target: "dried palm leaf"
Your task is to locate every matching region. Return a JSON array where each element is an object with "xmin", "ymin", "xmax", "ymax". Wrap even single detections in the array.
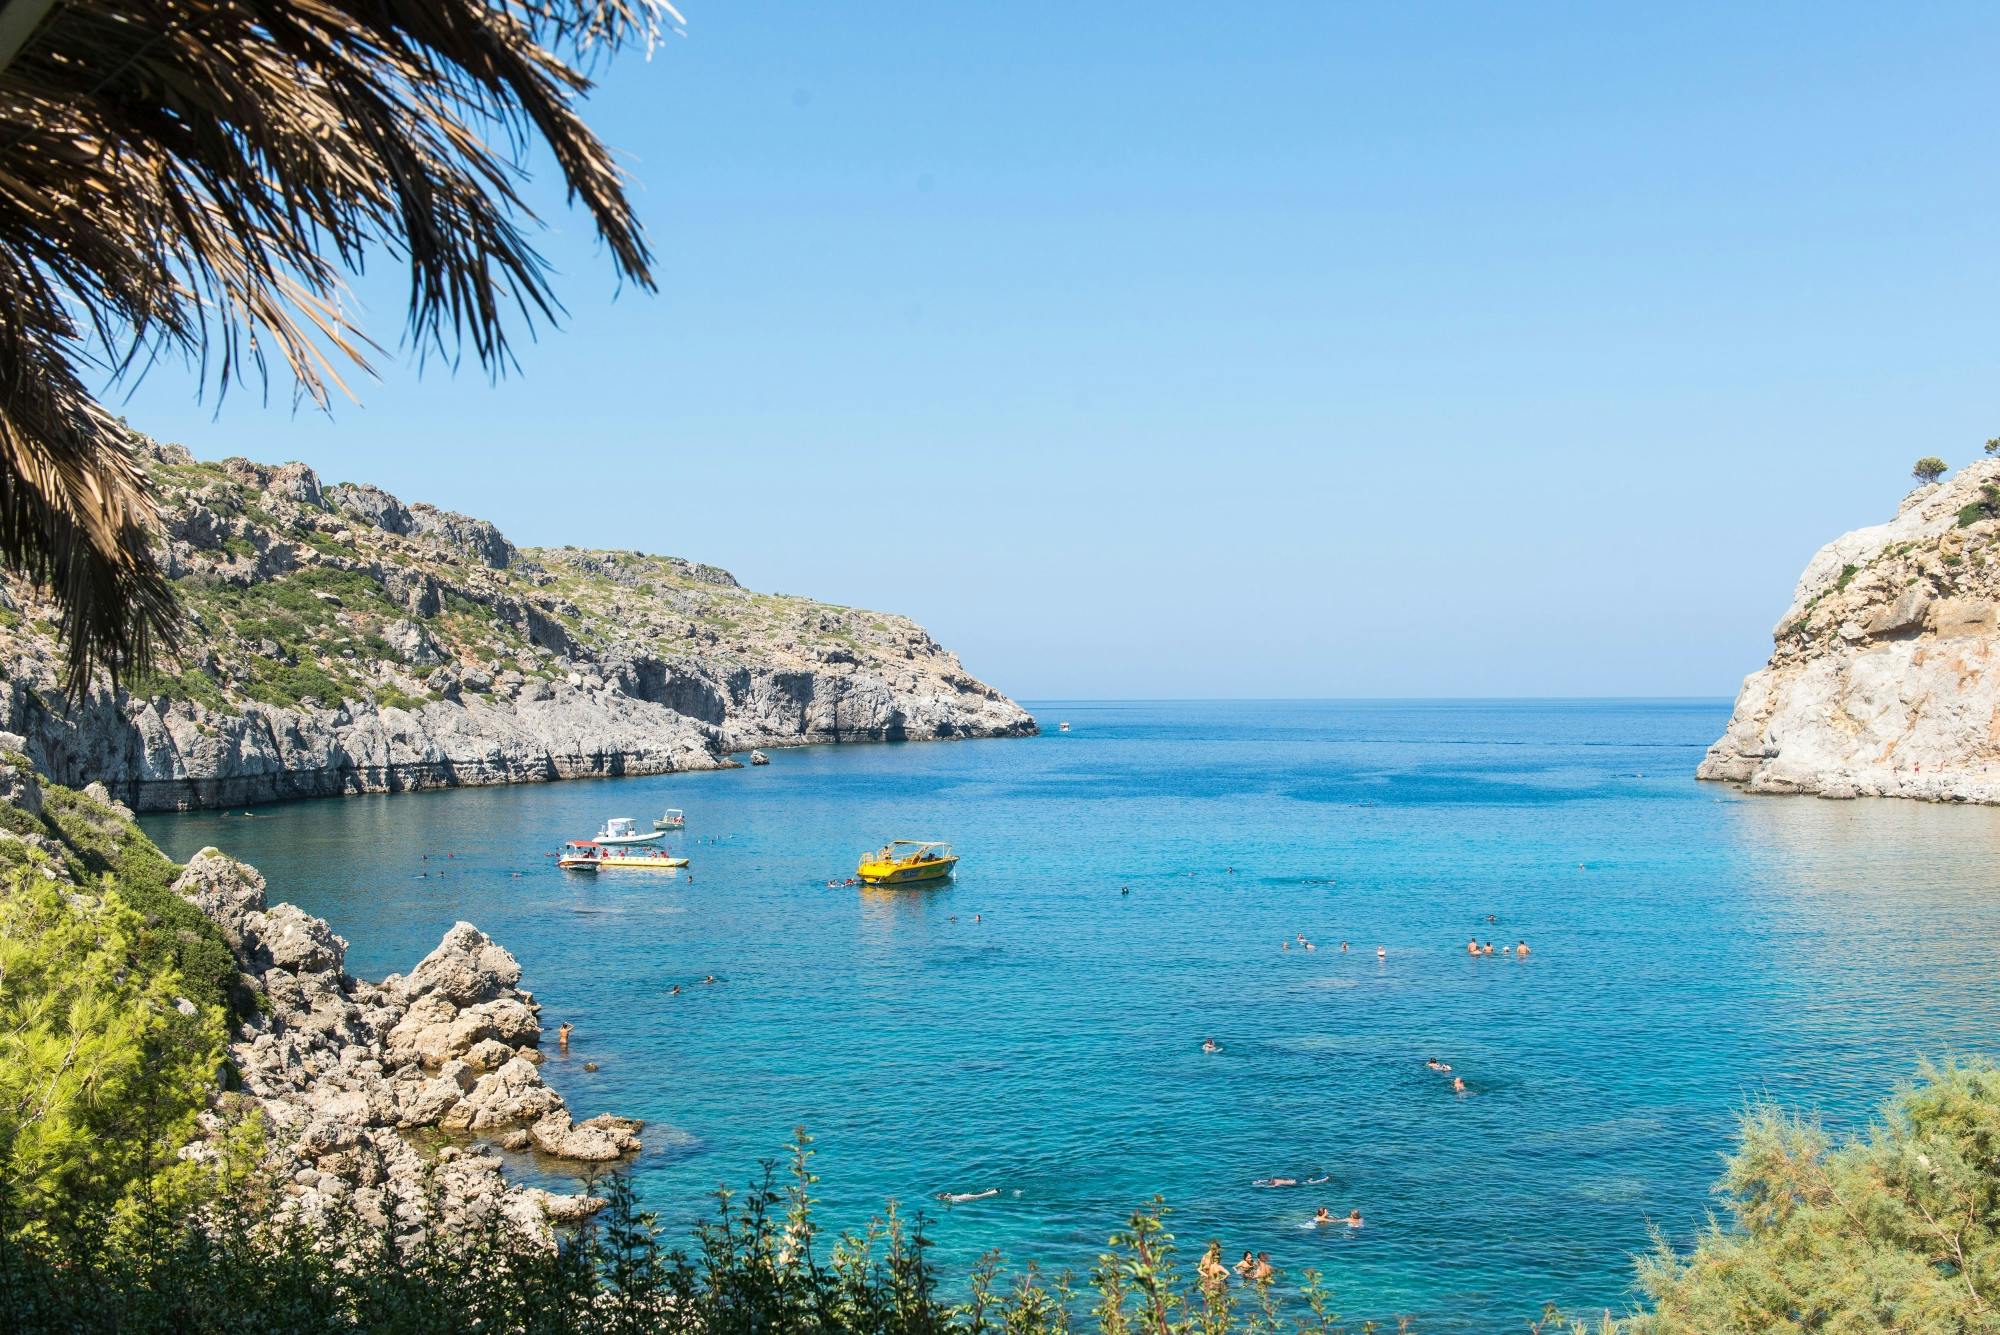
[{"xmin": 0, "ymin": 0, "xmax": 664, "ymax": 691}]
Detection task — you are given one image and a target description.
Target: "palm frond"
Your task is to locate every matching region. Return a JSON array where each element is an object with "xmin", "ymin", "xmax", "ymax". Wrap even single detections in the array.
[{"xmin": 0, "ymin": 0, "xmax": 664, "ymax": 692}]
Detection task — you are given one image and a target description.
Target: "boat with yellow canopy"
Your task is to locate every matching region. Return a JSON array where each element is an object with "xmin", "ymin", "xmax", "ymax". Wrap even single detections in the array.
[
  {"xmin": 558, "ymin": 840, "xmax": 689, "ymax": 872},
  {"xmin": 855, "ymin": 840, "xmax": 957, "ymax": 886}
]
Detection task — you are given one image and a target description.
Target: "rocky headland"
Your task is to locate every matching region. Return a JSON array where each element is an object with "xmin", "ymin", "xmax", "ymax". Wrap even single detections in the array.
[
  {"xmin": 1700, "ymin": 459, "xmax": 2000, "ymax": 801},
  {"xmin": 0, "ymin": 749, "xmax": 628, "ymax": 1242},
  {"xmin": 0, "ymin": 438, "xmax": 1034, "ymax": 811}
]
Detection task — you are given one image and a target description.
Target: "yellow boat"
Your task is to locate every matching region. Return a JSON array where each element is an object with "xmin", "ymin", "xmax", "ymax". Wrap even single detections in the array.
[
  {"xmin": 558, "ymin": 840, "xmax": 689, "ymax": 871},
  {"xmin": 856, "ymin": 840, "xmax": 958, "ymax": 886}
]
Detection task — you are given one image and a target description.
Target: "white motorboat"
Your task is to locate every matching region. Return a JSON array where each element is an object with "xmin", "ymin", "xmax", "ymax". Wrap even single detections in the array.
[
  {"xmin": 653, "ymin": 808, "xmax": 685, "ymax": 832},
  {"xmin": 592, "ymin": 817, "xmax": 662, "ymax": 846}
]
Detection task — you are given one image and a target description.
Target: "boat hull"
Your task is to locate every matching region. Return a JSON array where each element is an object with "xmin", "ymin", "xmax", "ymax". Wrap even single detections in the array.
[{"xmin": 559, "ymin": 854, "xmax": 689, "ymax": 871}]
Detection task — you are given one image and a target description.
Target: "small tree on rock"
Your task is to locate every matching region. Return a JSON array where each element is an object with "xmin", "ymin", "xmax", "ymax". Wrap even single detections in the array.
[
  {"xmin": 1984, "ymin": 437, "xmax": 2000, "ymax": 456},
  {"xmin": 1914, "ymin": 456, "xmax": 1948, "ymax": 484}
]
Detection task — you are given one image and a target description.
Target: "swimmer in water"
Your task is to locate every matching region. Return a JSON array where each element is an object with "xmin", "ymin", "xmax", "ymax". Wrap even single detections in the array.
[
  {"xmin": 1233, "ymin": 1250, "xmax": 1256, "ymax": 1278},
  {"xmin": 934, "ymin": 1188, "xmax": 999, "ymax": 1205},
  {"xmin": 669, "ymin": 984, "xmax": 681, "ymax": 996},
  {"xmin": 1313, "ymin": 1207, "xmax": 1334, "ymax": 1226},
  {"xmin": 701, "ymin": 975, "xmax": 718, "ymax": 985},
  {"xmin": 1304, "ymin": 1175, "xmax": 1329, "ymax": 1185},
  {"xmin": 1303, "ymin": 940, "xmax": 1314, "ymax": 951},
  {"xmin": 1282, "ymin": 941, "xmax": 1290, "ymax": 951},
  {"xmin": 1251, "ymin": 1252, "xmax": 1273, "ymax": 1282},
  {"xmin": 1345, "ymin": 1210, "xmax": 1363, "ymax": 1228},
  {"xmin": 558, "ymin": 1022, "xmax": 572, "ymax": 1052},
  {"xmin": 1202, "ymin": 1038, "xmax": 1222, "ymax": 1053},
  {"xmin": 1253, "ymin": 1177, "xmax": 1298, "ymax": 1188},
  {"xmin": 974, "ymin": 914, "xmax": 982, "ymax": 923},
  {"xmin": 1516, "ymin": 941, "xmax": 1530, "ymax": 957},
  {"xmin": 1467, "ymin": 939, "xmax": 1480, "ymax": 956},
  {"xmin": 1376, "ymin": 945, "xmax": 1387, "ymax": 959},
  {"xmin": 1198, "ymin": 1241, "xmax": 1228, "ymax": 1291},
  {"xmin": 1452, "ymin": 1076, "xmax": 1467, "ymax": 1095},
  {"xmin": 1340, "ymin": 941, "xmax": 1349, "ymax": 952},
  {"xmin": 1481, "ymin": 941, "xmax": 1495, "ymax": 956}
]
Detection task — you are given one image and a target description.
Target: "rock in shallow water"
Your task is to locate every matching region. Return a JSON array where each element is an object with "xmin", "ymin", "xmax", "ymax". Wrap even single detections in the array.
[{"xmin": 168, "ymin": 853, "xmax": 646, "ymax": 1244}]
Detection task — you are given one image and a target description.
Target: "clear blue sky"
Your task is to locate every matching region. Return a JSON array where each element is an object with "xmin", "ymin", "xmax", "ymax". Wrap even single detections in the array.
[{"xmin": 118, "ymin": 2, "xmax": 2000, "ymax": 700}]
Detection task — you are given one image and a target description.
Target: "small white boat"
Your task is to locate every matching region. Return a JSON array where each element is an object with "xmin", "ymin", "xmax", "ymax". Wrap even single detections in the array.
[
  {"xmin": 749, "ymin": 750, "xmax": 770, "ymax": 766},
  {"xmin": 653, "ymin": 807, "xmax": 685, "ymax": 832},
  {"xmin": 592, "ymin": 817, "xmax": 661, "ymax": 846}
]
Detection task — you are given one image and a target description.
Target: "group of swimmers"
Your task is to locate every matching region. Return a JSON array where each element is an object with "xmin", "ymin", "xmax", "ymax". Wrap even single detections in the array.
[
  {"xmin": 1199, "ymin": 1243, "xmax": 1276, "ymax": 1289},
  {"xmin": 1425, "ymin": 1057, "xmax": 1468, "ymax": 1094},
  {"xmin": 1467, "ymin": 939, "xmax": 1530, "ymax": 958}
]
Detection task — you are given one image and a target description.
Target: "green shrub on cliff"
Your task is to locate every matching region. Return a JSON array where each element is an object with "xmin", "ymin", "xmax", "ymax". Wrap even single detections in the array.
[
  {"xmin": 35, "ymin": 785, "xmax": 240, "ymax": 1016},
  {"xmin": 1915, "ymin": 457, "xmax": 1949, "ymax": 484},
  {"xmin": 0, "ymin": 871, "xmax": 227, "ymax": 1242}
]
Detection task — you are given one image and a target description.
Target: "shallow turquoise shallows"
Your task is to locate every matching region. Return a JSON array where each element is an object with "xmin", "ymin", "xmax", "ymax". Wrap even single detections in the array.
[{"xmin": 140, "ymin": 700, "xmax": 2000, "ymax": 1329}]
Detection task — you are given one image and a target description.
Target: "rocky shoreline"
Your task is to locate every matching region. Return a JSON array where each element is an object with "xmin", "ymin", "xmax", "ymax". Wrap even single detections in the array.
[
  {"xmin": 0, "ymin": 440, "xmax": 1034, "ymax": 812},
  {"xmin": 0, "ymin": 749, "xmax": 636, "ymax": 1242},
  {"xmin": 1700, "ymin": 459, "xmax": 2000, "ymax": 802},
  {"xmin": 185, "ymin": 847, "xmax": 641, "ymax": 1239}
]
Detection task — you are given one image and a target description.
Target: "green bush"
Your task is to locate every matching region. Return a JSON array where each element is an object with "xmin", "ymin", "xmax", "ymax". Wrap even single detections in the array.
[
  {"xmin": 245, "ymin": 657, "xmax": 351, "ymax": 710},
  {"xmin": 35, "ymin": 786, "xmax": 242, "ymax": 1017},
  {"xmin": 1957, "ymin": 483, "xmax": 2000, "ymax": 528},
  {"xmin": 0, "ymin": 872, "xmax": 226, "ymax": 1240}
]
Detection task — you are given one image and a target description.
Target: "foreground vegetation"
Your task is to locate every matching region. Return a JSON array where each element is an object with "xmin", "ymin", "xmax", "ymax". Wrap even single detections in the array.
[{"xmin": 4, "ymin": 778, "xmax": 1999, "ymax": 1331}]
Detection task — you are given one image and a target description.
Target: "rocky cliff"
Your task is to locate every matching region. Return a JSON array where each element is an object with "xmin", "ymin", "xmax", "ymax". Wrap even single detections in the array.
[
  {"xmin": 0, "ymin": 439, "xmax": 1034, "ymax": 810},
  {"xmin": 1700, "ymin": 459, "xmax": 2000, "ymax": 801}
]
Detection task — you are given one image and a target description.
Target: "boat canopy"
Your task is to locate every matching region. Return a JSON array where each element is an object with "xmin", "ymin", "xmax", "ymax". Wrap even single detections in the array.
[{"xmin": 566, "ymin": 840, "xmax": 601, "ymax": 848}]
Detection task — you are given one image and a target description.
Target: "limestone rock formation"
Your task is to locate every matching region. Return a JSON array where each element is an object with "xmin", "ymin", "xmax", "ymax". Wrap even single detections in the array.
[
  {"xmin": 1700, "ymin": 459, "xmax": 2000, "ymax": 801},
  {"xmin": 178, "ymin": 849, "xmax": 637, "ymax": 1240},
  {"xmin": 1, "ymin": 439, "xmax": 1034, "ymax": 810}
]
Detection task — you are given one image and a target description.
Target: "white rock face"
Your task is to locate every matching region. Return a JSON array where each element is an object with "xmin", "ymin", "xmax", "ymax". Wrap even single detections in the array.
[
  {"xmin": 175, "ymin": 850, "xmax": 641, "ymax": 1242},
  {"xmin": 1700, "ymin": 460, "xmax": 2000, "ymax": 801}
]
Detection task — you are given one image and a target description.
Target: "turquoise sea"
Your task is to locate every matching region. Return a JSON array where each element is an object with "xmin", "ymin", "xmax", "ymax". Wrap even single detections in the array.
[{"xmin": 141, "ymin": 700, "xmax": 2000, "ymax": 1329}]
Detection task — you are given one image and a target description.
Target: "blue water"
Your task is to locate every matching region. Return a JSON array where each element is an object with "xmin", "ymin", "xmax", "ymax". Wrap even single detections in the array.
[{"xmin": 140, "ymin": 700, "xmax": 2000, "ymax": 1329}]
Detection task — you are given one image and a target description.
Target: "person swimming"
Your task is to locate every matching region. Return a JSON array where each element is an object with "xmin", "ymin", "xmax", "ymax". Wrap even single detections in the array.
[
  {"xmin": 1345, "ymin": 1210, "xmax": 1363, "ymax": 1228},
  {"xmin": 701, "ymin": 975, "xmax": 718, "ymax": 985},
  {"xmin": 1303, "ymin": 940, "xmax": 1314, "ymax": 951},
  {"xmin": 1481, "ymin": 941, "xmax": 1495, "ymax": 955},
  {"xmin": 1376, "ymin": 945, "xmax": 1387, "ymax": 959},
  {"xmin": 1466, "ymin": 939, "xmax": 1480, "ymax": 955},
  {"xmin": 1251, "ymin": 1252, "xmax": 1273, "ymax": 1282},
  {"xmin": 1253, "ymin": 1177, "xmax": 1298, "ymax": 1188},
  {"xmin": 1452, "ymin": 1076, "xmax": 1467, "ymax": 1094},
  {"xmin": 1516, "ymin": 941, "xmax": 1530, "ymax": 957},
  {"xmin": 669, "ymin": 984, "xmax": 681, "ymax": 996},
  {"xmin": 934, "ymin": 1188, "xmax": 999, "ymax": 1204},
  {"xmin": 1233, "ymin": 1250, "xmax": 1256, "ymax": 1277},
  {"xmin": 1339, "ymin": 941, "xmax": 1349, "ymax": 952},
  {"xmin": 1201, "ymin": 1037, "xmax": 1222, "ymax": 1053},
  {"xmin": 558, "ymin": 1022, "xmax": 572, "ymax": 1051},
  {"xmin": 1313, "ymin": 1206, "xmax": 1334, "ymax": 1226}
]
